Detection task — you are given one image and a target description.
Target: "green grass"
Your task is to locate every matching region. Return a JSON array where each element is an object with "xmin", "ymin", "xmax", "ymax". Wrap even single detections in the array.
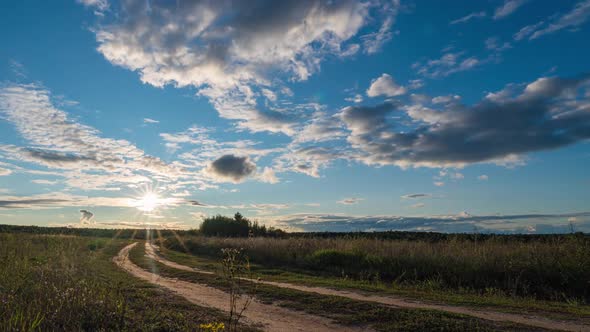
[
  {"xmin": 159, "ymin": 237, "xmax": 590, "ymax": 320},
  {"xmin": 0, "ymin": 233, "xmax": 257, "ymax": 331},
  {"xmin": 131, "ymin": 241, "xmax": 542, "ymax": 331}
]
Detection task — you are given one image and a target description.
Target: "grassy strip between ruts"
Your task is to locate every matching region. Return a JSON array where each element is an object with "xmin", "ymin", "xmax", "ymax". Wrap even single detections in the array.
[
  {"xmin": 157, "ymin": 242, "xmax": 590, "ymax": 321},
  {"xmin": 129, "ymin": 241, "xmax": 543, "ymax": 332},
  {"xmin": 0, "ymin": 234, "xmax": 257, "ymax": 332}
]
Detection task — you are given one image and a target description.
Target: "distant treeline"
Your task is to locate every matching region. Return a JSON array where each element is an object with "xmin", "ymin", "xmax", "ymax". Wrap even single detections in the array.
[
  {"xmin": 1, "ymin": 222, "xmax": 587, "ymax": 242},
  {"xmin": 0, "ymin": 224, "xmax": 164, "ymax": 239}
]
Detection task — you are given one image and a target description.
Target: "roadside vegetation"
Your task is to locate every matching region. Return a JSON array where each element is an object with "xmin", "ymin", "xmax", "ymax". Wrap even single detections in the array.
[
  {"xmin": 164, "ymin": 233, "xmax": 590, "ymax": 303},
  {"xmin": 131, "ymin": 241, "xmax": 535, "ymax": 331},
  {"xmin": 0, "ymin": 232, "xmax": 255, "ymax": 331}
]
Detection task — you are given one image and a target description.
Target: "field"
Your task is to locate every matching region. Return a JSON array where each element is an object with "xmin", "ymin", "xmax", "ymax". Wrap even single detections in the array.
[{"xmin": 1, "ymin": 225, "xmax": 589, "ymax": 331}]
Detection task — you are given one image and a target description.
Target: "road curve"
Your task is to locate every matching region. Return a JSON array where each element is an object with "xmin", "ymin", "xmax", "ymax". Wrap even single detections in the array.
[
  {"xmin": 146, "ymin": 242, "xmax": 590, "ymax": 332},
  {"xmin": 115, "ymin": 242, "xmax": 367, "ymax": 332}
]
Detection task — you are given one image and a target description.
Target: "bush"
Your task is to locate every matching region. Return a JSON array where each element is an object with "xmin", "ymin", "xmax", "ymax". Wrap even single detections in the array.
[
  {"xmin": 200, "ymin": 214, "xmax": 250, "ymax": 237},
  {"xmin": 199, "ymin": 213, "xmax": 285, "ymax": 238}
]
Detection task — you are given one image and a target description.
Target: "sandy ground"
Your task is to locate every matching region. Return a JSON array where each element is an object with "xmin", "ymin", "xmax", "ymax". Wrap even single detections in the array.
[
  {"xmin": 145, "ymin": 242, "xmax": 590, "ymax": 332},
  {"xmin": 115, "ymin": 243, "xmax": 367, "ymax": 332}
]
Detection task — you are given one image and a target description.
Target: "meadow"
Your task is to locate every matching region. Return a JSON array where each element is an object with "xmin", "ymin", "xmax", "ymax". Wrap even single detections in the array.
[
  {"xmin": 163, "ymin": 233, "xmax": 590, "ymax": 304},
  {"xmin": 1, "ymin": 224, "xmax": 589, "ymax": 331},
  {"xmin": 0, "ymin": 231, "xmax": 252, "ymax": 331}
]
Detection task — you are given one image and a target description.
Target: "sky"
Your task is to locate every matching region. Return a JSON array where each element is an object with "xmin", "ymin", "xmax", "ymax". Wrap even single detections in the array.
[{"xmin": 0, "ymin": 0, "xmax": 589, "ymax": 233}]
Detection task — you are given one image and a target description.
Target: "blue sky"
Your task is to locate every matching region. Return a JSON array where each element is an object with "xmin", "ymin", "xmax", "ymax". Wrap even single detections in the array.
[{"xmin": 1, "ymin": 0, "xmax": 589, "ymax": 233}]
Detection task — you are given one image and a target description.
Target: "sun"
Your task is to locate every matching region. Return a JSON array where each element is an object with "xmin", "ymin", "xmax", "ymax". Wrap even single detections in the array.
[{"xmin": 136, "ymin": 192, "xmax": 160, "ymax": 212}]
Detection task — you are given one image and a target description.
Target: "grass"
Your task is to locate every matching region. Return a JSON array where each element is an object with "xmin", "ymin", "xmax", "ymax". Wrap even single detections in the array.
[
  {"xmin": 130, "ymin": 240, "xmax": 542, "ymax": 331},
  {"xmin": 160, "ymin": 235, "xmax": 590, "ymax": 319},
  {"xmin": 0, "ymin": 233, "xmax": 258, "ymax": 331}
]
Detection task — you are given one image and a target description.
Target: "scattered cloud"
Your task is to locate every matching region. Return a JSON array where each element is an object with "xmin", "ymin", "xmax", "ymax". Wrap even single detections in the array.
[
  {"xmin": 485, "ymin": 37, "xmax": 512, "ymax": 52},
  {"xmin": 494, "ymin": 0, "xmax": 528, "ymax": 20},
  {"xmin": 401, "ymin": 193, "xmax": 431, "ymax": 199},
  {"xmin": 367, "ymin": 73, "xmax": 407, "ymax": 97},
  {"xmin": 77, "ymin": 0, "xmax": 108, "ymax": 12},
  {"xmin": 0, "ymin": 168, "xmax": 12, "ymax": 176},
  {"xmin": 450, "ymin": 11, "xmax": 486, "ymax": 25},
  {"xmin": 514, "ymin": 0, "xmax": 590, "ymax": 40},
  {"xmin": 478, "ymin": 174, "xmax": 489, "ymax": 181},
  {"xmin": 143, "ymin": 118, "xmax": 159, "ymax": 124},
  {"xmin": 413, "ymin": 52, "xmax": 485, "ymax": 78},
  {"xmin": 259, "ymin": 167, "xmax": 279, "ymax": 184},
  {"xmin": 91, "ymin": 0, "xmax": 399, "ymax": 136},
  {"xmin": 0, "ymin": 84, "xmax": 183, "ymax": 190},
  {"xmin": 31, "ymin": 179, "xmax": 58, "ymax": 185},
  {"xmin": 337, "ymin": 197, "xmax": 364, "ymax": 205}
]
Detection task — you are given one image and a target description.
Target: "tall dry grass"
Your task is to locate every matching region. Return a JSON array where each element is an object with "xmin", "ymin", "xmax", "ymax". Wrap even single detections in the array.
[
  {"xmin": 165, "ymin": 234, "xmax": 590, "ymax": 302},
  {"xmin": 0, "ymin": 234, "xmax": 126, "ymax": 331}
]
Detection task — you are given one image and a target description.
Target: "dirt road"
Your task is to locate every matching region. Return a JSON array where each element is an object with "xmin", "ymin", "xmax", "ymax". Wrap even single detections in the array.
[
  {"xmin": 115, "ymin": 243, "xmax": 367, "ymax": 332},
  {"xmin": 145, "ymin": 242, "xmax": 589, "ymax": 332}
]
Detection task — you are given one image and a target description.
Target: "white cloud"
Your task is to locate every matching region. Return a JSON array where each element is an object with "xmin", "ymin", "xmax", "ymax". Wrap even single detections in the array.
[
  {"xmin": 434, "ymin": 181, "xmax": 445, "ymax": 187},
  {"xmin": 0, "ymin": 83, "xmax": 183, "ymax": 190},
  {"xmin": 143, "ymin": 118, "xmax": 159, "ymax": 124},
  {"xmin": 31, "ymin": 179, "xmax": 58, "ymax": 185},
  {"xmin": 478, "ymin": 174, "xmax": 489, "ymax": 181},
  {"xmin": 92, "ymin": 1, "xmax": 399, "ymax": 136},
  {"xmin": 530, "ymin": 0, "xmax": 590, "ymax": 39},
  {"xmin": 259, "ymin": 167, "xmax": 279, "ymax": 184},
  {"xmin": 494, "ymin": 0, "xmax": 528, "ymax": 20},
  {"xmin": 414, "ymin": 52, "xmax": 485, "ymax": 78},
  {"xmin": 514, "ymin": 1, "xmax": 590, "ymax": 41},
  {"xmin": 449, "ymin": 11, "xmax": 486, "ymax": 25},
  {"xmin": 367, "ymin": 73, "xmax": 406, "ymax": 97},
  {"xmin": 485, "ymin": 37, "xmax": 512, "ymax": 52},
  {"xmin": 0, "ymin": 168, "xmax": 12, "ymax": 176},
  {"xmin": 337, "ymin": 197, "xmax": 364, "ymax": 205},
  {"xmin": 77, "ymin": 0, "xmax": 108, "ymax": 12}
]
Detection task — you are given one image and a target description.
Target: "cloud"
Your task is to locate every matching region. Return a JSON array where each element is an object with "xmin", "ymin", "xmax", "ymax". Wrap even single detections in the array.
[
  {"xmin": 0, "ymin": 168, "xmax": 12, "ymax": 176},
  {"xmin": 77, "ymin": 0, "xmax": 108, "ymax": 12},
  {"xmin": 0, "ymin": 84, "xmax": 183, "ymax": 190},
  {"xmin": 494, "ymin": 0, "xmax": 528, "ymax": 20},
  {"xmin": 449, "ymin": 11, "xmax": 486, "ymax": 25},
  {"xmin": 91, "ymin": 1, "xmax": 399, "ymax": 136},
  {"xmin": 205, "ymin": 154, "xmax": 256, "ymax": 183},
  {"xmin": 478, "ymin": 175, "xmax": 489, "ymax": 181},
  {"xmin": 272, "ymin": 212, "xmax": 590, "ymax": 233},
  {"xmin": 531, "ymin": 0, "xmax": 590, "ymax": 39},
  {"xmin": 413, "ymin": 52, "xmax": 486, "ymax": 78},
  {"xmin": 259, "ymin": 167, "xmax": 279, "ymax": 184},
  {"xmin": 410, "ymin": 203, "xmax": 425, "ymax": 209},
  {"xmin": 367, "ymin": 73, "xmax": 407, "ymax": 97},
  {"xmin": 338, "ymin": 74, "xmax": 590, "ymax": 168},
  {"xmin": 345, "ymin": 94, "xmax": 364, "ymax": 103},
  {"xmin": 0, "ymin": 193, "xmax": 133, "ymax": 209},
  {"xmin": 143, "ymin": 118, "xmax": 159, "ymax": 124},
  {"xmin": 514, "ymin": 1, "xmax": 590, "ymax": 40},
  {"xmin": 337, "ymin": 197, "xmax": 364, "ymax": 205},
  {"xmin": 513, "ymin": 21, "xmax": 545, "ymax": 41},
  {"xmin": 31, "ymin": 179, "xmax": 58, "ymax": 185},
  {"xmin": 434, "ymin": 181, "xmax": 445, "ymax": 187},
  {"xmin": 485, "ymin": 37, "xmax": 512, "ymax": 52},
  {"xmin": 401, "ymin": 193, "xmax": 431, "ymax": 199},
  {"xmin": 79, "ymin": 209, "xmax": 94, "ymax": 224}
]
